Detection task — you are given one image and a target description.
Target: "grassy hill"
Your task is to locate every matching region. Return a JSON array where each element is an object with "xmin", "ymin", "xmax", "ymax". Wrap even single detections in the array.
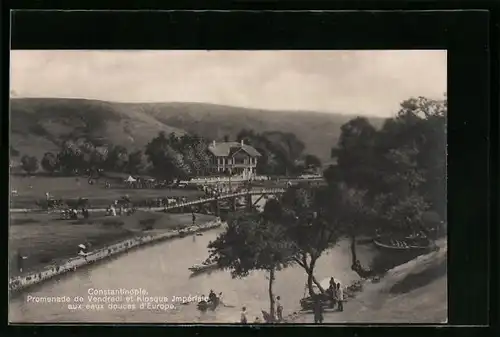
[{"xmin": 10, "ymin": 98, "xmax": 385, "ymax": 164}]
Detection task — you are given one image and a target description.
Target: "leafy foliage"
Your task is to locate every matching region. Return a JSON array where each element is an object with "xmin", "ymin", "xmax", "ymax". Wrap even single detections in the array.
[
  {"xmin": 207, "ymin": 209, "xmax": 295, "ymax": 320},
  {"xmin": 20, "ymin": 155, "xmax": 39, "ymax": 174},
  {"xmin": 328, "ymin": 95, "xmax": 447, "ymax": 276},
  {"xmin": 41, "ymin": 152, "xmax": 59, "ymax": 174}
]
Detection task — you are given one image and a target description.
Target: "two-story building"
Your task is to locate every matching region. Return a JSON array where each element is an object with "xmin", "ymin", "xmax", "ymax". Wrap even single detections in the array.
[{"xmin": 208, "ymin": 140, "xmax": 261, "ymax": 179}]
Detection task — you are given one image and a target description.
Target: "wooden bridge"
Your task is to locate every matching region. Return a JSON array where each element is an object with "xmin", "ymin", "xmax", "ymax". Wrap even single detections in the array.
[
  {"xmin": 10, "ymin": 188, "xmax": 287, "ymax": 215},
  {"xmin": 132, "ymin": 187, "xmax": 287, "ymax": 215}
]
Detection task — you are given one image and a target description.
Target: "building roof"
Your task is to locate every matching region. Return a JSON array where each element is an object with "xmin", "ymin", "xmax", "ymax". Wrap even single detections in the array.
[{"xmin": 208, "ymin": 141, "xmax": 261, "ymax": 157}]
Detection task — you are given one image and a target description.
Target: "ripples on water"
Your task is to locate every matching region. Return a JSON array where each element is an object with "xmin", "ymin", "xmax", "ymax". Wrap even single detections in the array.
[{"xmin": 9, "ymin": 226, "xmax": 376, "ymax": 323}]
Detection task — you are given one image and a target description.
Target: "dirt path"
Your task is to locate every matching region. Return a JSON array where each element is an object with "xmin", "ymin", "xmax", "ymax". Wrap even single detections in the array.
[{"xmin": 286, "ymin": 239, "xmax": 448, "ymax": 324}]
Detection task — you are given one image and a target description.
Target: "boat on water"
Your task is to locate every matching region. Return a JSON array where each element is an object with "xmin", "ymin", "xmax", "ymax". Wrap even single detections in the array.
[
  {"xmin": 189, "ymin": 261, "xmax": 218, "ymax": 273},
  {"xmin": 197, "ymin": 297, "xmax": 220, "ymax": 311},
  {"xmin": 373, "ymin": 235, "xmax": 434, "ymax": 252}
]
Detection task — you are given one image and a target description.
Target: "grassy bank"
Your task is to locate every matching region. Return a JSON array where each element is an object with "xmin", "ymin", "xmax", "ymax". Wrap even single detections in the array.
[
  {"xmin": 10, "ymin": 175, "xmax": 204, "ymax": 209},
  {"xmin": 9, "ymin": 211, "xmax": 215, "ymax": 277},
  {"xmin": 286, "ymin": 239, "xmax": 448, "ymax": 323}
]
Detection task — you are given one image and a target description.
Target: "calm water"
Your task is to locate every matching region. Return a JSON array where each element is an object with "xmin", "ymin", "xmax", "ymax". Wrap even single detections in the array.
[
  {"xmin": 9, "ymin": 194, "xmax": 375, "ymax": 323},
  {"xmin": 9, "ymin": 226, "xmax": 375, "ymax": 323}
]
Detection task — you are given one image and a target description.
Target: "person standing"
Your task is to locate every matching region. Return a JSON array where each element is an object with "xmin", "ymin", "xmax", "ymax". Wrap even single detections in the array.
[
  {"xmin": 336, "ymin": 283, "xmax": 344, "ymax": 312},
  {"xmin": 17, "ymin": 251, "xmax": 27, "ymax": 273},
  {"xmin": 192, "ymin": 212, "xmax": 196, "ymax": 226},
  {"xmin": 240, "ymin": 306, "xmax": 248, "ymax": 324},
  {"xmin": 276, "ymin": 296, "xmax": 283, "ymax": 321},
  {"xmin": 313, "ymin": 295, "xmax": 324, "ymax": 324}
]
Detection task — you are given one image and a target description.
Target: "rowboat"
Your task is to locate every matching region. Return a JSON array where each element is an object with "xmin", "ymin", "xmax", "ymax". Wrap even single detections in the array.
[
  {"xmin": 189, "ymin": 262, "xmax": 218, "ymax": 273},
  {"xmin": 373, "ymin": 237, "xmax": 434, "ymax": 252},
  {"xmin": 197, "ymin": 298, "xmax": 219, "ymax": 311}
]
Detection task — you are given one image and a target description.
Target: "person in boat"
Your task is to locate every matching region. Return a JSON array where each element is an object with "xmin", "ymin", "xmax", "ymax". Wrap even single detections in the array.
[
  {"xmin": 313, "ymin": 294, "xmax": 324, "ymax": 324},
  {"xmin": 336, "ymin": 283, "xmax": 344, "ymax": 312},
  {"xmin": 208, "ymin": 290, "xmax": 217, "ymax": 303},
  {"xmin": 240, "ymin": 306, "xmax": 248, "ymax": 324},
  {"xmin": 276, "ymin": 296, "xmax": 283, "ymax": 321},
  {"xmin": 254, "ymin": 316, "xmax": 261, "ymax": 324}
]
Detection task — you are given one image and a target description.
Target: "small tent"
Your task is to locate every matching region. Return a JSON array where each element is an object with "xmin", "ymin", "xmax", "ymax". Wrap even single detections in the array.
[{"xmin": 125, "ymin": 176, "xmax": 137, "ymax": 183}]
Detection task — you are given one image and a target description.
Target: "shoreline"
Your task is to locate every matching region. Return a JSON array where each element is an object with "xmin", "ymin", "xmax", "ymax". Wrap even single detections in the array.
[
  {"xmin": 282, "ymin": 239, "xmax": 447, "ymax": 324},
  {"xmin": 9, "ymin": 220, "xmax": 223, "ymax": 294}
]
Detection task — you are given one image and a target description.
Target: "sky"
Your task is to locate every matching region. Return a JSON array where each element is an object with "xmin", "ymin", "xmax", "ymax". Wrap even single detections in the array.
[{"xmin": 10, "ymin": 50, "xmax": 446, "ymax": 117}]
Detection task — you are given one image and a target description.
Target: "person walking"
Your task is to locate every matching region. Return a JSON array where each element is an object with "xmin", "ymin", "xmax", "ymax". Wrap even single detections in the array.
[
  {"xmin": 336, "ymin": 283, "xmax": 344, "ymax": 312},
  {"xmin": 313, "ymin": 295, "xmax": 324, "ymax": 324}
]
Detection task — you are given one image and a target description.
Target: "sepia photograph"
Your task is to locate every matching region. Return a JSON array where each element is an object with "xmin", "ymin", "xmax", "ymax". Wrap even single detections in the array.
[{"xmin": 9, "ymin": 50, "xmax": 447, "ymax": 324}]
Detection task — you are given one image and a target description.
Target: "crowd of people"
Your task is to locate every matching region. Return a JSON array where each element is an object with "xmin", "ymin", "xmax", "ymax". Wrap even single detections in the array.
[{"xmin": 237, "ymin": 277, "xmax": 347, "ymax": 324}]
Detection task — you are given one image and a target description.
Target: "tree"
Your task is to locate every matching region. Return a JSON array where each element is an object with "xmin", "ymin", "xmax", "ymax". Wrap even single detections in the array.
[
  {"xmin": 207, "ymin": 210, "xmax": 294, "ymax": 321},
  {"xmin": 279, "ymin": 186, "xmax": 342, "ymax": 297},
  {"xmin": 57, "ymin": 140, "xmax": 86, "ymax": 174},
  {"xmin": 330, "ymin": 117, "xmax": 379, "ymax": 193},
  {"xmin": 304, "ymin": 154, "xmax": 322, "ymax": 171},
  {"xmin": 127, "ymin": 150, "xmax": 146, "ymax": 175},
  {"xmin": 89, "ymin": 146, "xmax": 108, "ymax": 171},
  {"xmin": 145, "ymin": 132, "xmax": 190, "ymax": 181},
  {"xmin": 20, "ymin": 155, "xmax": 39, "ymax": 175},
  {"xmin": 105, "ymin": 145, "xmax": 128, "ymax": 172},
  {"xmin": 326, "ymin": 95, "xmax": 447, "ymax": 277},
  {"xmin": 41, "ymin": 152, "xmax": 59, "ymax": 174}
]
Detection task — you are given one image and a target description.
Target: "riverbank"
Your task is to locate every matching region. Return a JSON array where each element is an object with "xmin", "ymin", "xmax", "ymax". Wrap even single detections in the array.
[
  {"xmin": 9, "ymin": 217, "xmax": 222, "ymax": 293},
  {"xmin": 10, "ymin": 212, "xmax": 216, "ymax": 277},
  {"xmin": 284, "ymin": 239, "xmax": 448, "ymax": 323}
]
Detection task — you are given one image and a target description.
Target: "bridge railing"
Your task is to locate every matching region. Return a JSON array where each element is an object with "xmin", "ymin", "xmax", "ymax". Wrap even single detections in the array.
[{"xmin": 11, "ymin": 188, "xmax": 287, "ymax": 214}]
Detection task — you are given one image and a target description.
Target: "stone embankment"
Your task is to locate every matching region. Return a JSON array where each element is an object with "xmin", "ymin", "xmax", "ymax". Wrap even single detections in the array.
[{"xmin": 9, "ymin": 220, "xmax": 223, "ymax": 293}]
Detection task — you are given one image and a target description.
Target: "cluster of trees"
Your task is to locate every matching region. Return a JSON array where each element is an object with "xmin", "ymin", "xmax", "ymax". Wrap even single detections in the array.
[
  {"xmin": 144, "ymin": 132, "xmax": 212, "ymax": 181},
  {"xmin": 236, "ymin": 130, "xmax": 322, "ymax": 175},
  {"xmin": 206, "ymin": 95, "xmax": 447, "ymax": 321},
  {"xmin": 34, "ymin": 140, "xmax": 147, "ymax": 177},
  {"xmin": 15, "ymin": 126, "xmax": 323, "ymax": 181}
]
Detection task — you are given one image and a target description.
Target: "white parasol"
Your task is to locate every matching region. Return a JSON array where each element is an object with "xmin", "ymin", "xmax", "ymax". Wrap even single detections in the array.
[{"xmin": 78, "ymin": 244, "xmax": 86, "ymax": 249}]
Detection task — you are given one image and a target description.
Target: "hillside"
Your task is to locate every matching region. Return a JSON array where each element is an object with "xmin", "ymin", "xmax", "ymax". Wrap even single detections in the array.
[{"xmin": 10, "ymin": 98, "xmax": 385, "ymax": 163}]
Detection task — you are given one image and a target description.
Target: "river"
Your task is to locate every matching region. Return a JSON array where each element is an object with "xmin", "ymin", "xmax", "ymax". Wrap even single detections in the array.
[{"xmin": 9, "ymin": 225, "xmax": 376, "ymax": 323}]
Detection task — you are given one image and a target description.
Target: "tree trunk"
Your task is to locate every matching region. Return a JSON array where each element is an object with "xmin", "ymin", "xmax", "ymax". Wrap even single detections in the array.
[
  {"xmin": 350, "ymin": 234, "xmax": 358, "ymax": 264},
  {"xmin": 306, "ymin": 256, "xmax": 318, "ymax": 297},
  {"xmin": 268, "ymin": 268, "xmax": 276, "ymax": 322},
  {"xmin": 307, "ymin": 270, "xmax": 315, "ymax": 297},
  {"xmin": 312, "ymin": 275, "xmax": 325, "ymax": 294},
  {"xmin": 350, "ymin": 233, "xmax": 373, "ymax": 278}
]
